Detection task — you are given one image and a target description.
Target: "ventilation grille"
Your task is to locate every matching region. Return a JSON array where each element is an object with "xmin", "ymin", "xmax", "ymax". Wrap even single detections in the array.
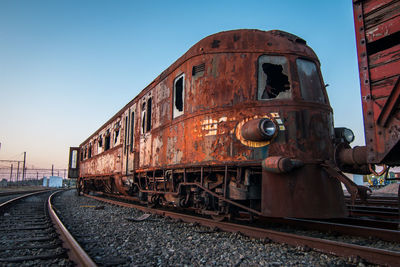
[{"xmin": 192, "ymin": 63, "xmax": 205, "ymax": 76}]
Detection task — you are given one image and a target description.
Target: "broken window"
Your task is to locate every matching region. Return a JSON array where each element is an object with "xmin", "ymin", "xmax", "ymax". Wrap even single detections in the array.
[
  {"xmin": 105, "ymin": 130, "xmax": 111, "ymax": 151},
  {"xmin": 141, "ymin": 98, "xmax": 152, "ymax": 134},
  {"xmin": 146, "ymin": 98, "xmax": 152, "ymax": 132},
  {"xmin": 98, "ymin": 135, "xmax": 103, "ymax": 148},
  {"xmin": 88, "ymin": 143, "xmax": 92, "ymax": 158},
  {"xmin": 80, "ymin": 150, "xmax": 83, "ymax": 161},
  {"xmin": 114, "ymin": 122, "xmax": 120, "ymax": 144},
  {"xmin": 258, "ymin": 56, "xmax": 291, "ymax": 100},
  {"xmin": 141, "ymin": 102, "xmax": 146, "ymax": 134},
  {"xmin": 173, "ymin": 74, "xmax": 184, "ymax": 118},
  {"xmin": 84, "ymin": 146, "xmax": 87, "ymax": 159},
  {"xmin": 130, "ymin": 111, "xmax": 135, "ymax": 152},
  {"xmin": 296, "ymin": 58, "xmax": 326, "ymax": 104}
]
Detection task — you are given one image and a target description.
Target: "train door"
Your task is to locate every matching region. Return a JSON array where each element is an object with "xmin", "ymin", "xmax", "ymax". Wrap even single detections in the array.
[{"xmin": 68, "ymin": 147, "xmax": 79, "ymax": 178}]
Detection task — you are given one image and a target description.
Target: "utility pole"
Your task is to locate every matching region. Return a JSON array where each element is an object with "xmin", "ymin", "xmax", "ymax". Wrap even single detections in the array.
[
  {"xmin": 10, "ymin": 164, "xmax": 13, "ymax": 183},
  {"xmin": 52, "ymin": 164, "xmax": 54, "ymax": 176},
  {"xmin": 16, "ymin": 162, "xmax": 20, "ymax": 185},
  {"xmin": 22, "ymin": 152, "xmax": 26, "ymax": 183}
]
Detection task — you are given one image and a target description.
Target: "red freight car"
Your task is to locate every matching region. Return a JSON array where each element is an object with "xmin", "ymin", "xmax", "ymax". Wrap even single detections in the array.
[
  {"xmin": 353, "ymin": 0, "xmax": 400, "ymax": 167},
  {"xmin": 68, "ymin": 29, "xmax": 369, "ymax": 219}
]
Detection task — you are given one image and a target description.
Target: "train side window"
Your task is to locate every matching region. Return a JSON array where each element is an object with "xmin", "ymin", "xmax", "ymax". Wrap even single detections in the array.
[
  {"xmin": 98, "ymin": 135, "xmax": 103, "ymax": 148},
  {"xmin": 296, "ymin": 58, "xmax": 326, "ymax": 104},
  {"xmin": 88, "ymin": 143, "xmax": 92, "ymax": 158},
  {"xmin": 146, "ymin": 98, "xmax": 152, "ymax": 132},
  {"xmin": 258, "ymin": 56, "xmax": 291, "ymax": 100},
  {"xmin": 105, "ymin": 130, "xmax": 111, "ymax": 151},
  {"xmin": 124, "ymin": 116, "xmax": 128, "ymax": 153},
  {"xmin": 130, "ymin": 111, "xmax": 135, "ymax": 152},
  {"xmin": 141, "ymin": 102, "xmax": 146, "ymax": 134},
  {"xmin": 114, "ymin": 122, "xmax": 120, "ymax": 144},
  {"xmin": 173, "ymin": 74, "xmax": 184, "ymax": 118}
]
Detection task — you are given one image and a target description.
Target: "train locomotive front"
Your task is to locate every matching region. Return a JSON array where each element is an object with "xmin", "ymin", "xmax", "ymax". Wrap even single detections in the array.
[{"xmin": 70, "ymin": 30, "xmax": 367, "ymax": 219}]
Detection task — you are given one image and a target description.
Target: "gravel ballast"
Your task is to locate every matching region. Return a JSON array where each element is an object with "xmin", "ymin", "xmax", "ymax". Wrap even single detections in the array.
[{"xmin": 53, "ymin": 189, "xmax": 375, "ymax": 266}]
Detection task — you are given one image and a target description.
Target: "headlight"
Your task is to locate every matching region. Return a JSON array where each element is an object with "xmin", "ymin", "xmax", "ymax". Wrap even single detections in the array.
[
  {"xmin": 241, "ymin": 118, "xmax": 277, "ymax": 141},
  {"xmin": 343, "ymin": 128, "xmax": 355, "ymax": 143},
  {"xmin": 259, "ymin": 118, "xmax": 277, "ymax": 138},
  {"xmin": 334, "ymin": 127, "xmax": 355, "ymax": 143}
]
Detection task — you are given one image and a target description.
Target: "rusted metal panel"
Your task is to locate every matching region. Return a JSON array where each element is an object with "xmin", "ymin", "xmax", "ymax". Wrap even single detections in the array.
[
  {"xmin": 365, "ymin": 14, "xmax": 400, "ymax": 44},
  {"xmin": 353, "ymin": 0, "xmax": 400, "ymax": 164},
  {"xmin": 80, "ymin": 146, "xmax": 122, "ymax": 176},
  {"xmin": 361, "ymin": 0, "xmax": 395, "ymax": 14},
  {"xmin": 369, "ymin": 43, "xmax": 400, "ymax": 67},
  {"xmin": 369, "ymin": 57, "xmax": 400, "ymax": 82},
  {"xmin": 79, "ymin": 114, "xmax": 124, "ymax": 177},
  {"xmin": 262, "ymin": 166, "xmax": 346, "ymax": 218}
]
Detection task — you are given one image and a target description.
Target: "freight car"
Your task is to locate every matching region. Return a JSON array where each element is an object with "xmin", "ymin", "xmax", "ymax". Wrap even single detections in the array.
[
  {"xmin": 352, "ymin": 0, "xmax": 400, "ymax": 170},
  {"xmin": 68, "ymin": 29, "xmax": 370, "ymax": 219}
]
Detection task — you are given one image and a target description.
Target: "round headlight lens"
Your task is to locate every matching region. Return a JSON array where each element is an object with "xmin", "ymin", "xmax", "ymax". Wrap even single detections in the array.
[
  {"xmin": 259, "ymin": 118, "xmax": 277, "ymax": 138},
  {"xmin": 343, "ymin": 128, "xmax": 355, "ymax": 143}
]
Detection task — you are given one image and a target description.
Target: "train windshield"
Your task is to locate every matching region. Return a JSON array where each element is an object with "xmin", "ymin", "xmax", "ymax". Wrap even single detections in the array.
[
  {"xmin": 296, "ymin": 58, "xmax": 326, "ymax": 104},
  {"xmin": 258, "ymin": 55, "xmax": 291, "ymax": 100}
]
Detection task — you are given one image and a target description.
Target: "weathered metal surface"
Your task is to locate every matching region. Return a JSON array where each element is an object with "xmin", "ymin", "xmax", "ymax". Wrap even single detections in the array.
[
  {"xmin": 353, "ymin": 0, "xmax": 400, "ymax": 165},
  {"xmin": 261, "ymin": 156, "xmax": 304, "ymax": 173},
  {"xmin": 74, "ymin": 29, "xmax": 351, "ymax": 218},
  {"xmin": 337, "ymin": 146, "xmax": 368, "ymax": 166},
  {"xmin": 262, "ymin": 165, "xmax": 347, "ymax": 218}
]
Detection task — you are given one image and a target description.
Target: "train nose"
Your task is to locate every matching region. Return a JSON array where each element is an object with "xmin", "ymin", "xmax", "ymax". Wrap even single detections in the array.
[{"xmin": 241, "ymin": 118, "xmax": 277, "ymax": 141}]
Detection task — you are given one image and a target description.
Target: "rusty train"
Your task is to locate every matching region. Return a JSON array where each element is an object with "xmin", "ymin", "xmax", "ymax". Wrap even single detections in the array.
[{"xmin": 68, "ymin": 29, "xmax": 378, "ymax": 219}]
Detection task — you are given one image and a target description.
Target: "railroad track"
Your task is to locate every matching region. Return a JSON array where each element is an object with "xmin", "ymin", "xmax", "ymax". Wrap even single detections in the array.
[
  {"xmin": 0, "ymin": 189, "xmax": 52, "ymax": 205},
  {"xmin": 347, "ymin": 204, "xmax": 399, "ymax": 219},
  {"xmin": 0, "ymin": 190, "xmax": 95, "ymax": 266},
  {"xmin": 345, "ymin": 195, "xmax": 399, "ymax": 207},
  {"xmin": 0, "ymin": 188, "xmax": 51, "ymax": 197},
  {"xmin": 85, "ymin": 192, "xmax": 400, "ymax": 266}
]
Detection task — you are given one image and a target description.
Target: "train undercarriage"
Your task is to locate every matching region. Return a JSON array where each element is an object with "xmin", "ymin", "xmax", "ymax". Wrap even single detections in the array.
[{"xmin": 78, "ymin": 165, "xmax": 264, "ymax": 221}]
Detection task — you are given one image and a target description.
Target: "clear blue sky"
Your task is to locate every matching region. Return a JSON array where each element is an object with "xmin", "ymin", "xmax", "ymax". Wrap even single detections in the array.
[{"xmin": 0, "ymin": 0, "xmax": 363, "ymax": 169}]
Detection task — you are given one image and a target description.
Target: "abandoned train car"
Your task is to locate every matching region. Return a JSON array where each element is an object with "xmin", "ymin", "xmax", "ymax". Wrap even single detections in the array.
[{"xmin": 68, "ymin": 29, "xmax": 369, "ymax": 219}]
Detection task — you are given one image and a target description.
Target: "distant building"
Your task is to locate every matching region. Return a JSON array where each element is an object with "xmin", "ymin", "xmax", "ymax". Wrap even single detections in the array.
[
  {"xmin": 43, "ymin": 176, "xmax": 63, "ymax": 188},
  {"xmin": 42, "ymin": 177, "xmax": 49, "ymax": 187}
]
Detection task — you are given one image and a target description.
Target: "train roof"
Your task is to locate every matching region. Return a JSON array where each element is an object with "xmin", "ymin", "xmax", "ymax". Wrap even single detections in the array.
[
  {"xmin": 149, "ymin": 29, "xmax": 318, "ymax": 94},
  {"xmin": 80, "ymin": 29, "xmax": 318, "ymax": 146}
]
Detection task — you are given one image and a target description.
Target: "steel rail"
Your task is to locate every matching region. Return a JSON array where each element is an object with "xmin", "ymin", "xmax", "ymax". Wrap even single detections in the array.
[
  {"xmin": 0, "ymin": 189, "xmax": 51, "ymax": 197},
  {"xmin": 48, "ymin": 191, "xmax": 97, "ymax": 267},
  {"xmin": 259, "ymin": 217, "xmax": 400, "ymax": 242},
  {"xmin": 0, "ymin": 191, "xmax": 47, "ymax": 209},
  {"xmin": 85, "ymin": 193, "xmax": 400, "ymax": 266}
]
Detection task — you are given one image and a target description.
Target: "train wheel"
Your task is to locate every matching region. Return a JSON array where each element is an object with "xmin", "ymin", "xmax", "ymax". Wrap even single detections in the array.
[
  {"xmin": 77, "ymin": 179, "xmax": 83, "ymax": 196},
  {"xmin": 148, "ymin": 194, "xmax": 160, "ymax": 208},
  {"xmin": 210, "ymin": 214, "xmax": 226, "ymax": 222}
]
